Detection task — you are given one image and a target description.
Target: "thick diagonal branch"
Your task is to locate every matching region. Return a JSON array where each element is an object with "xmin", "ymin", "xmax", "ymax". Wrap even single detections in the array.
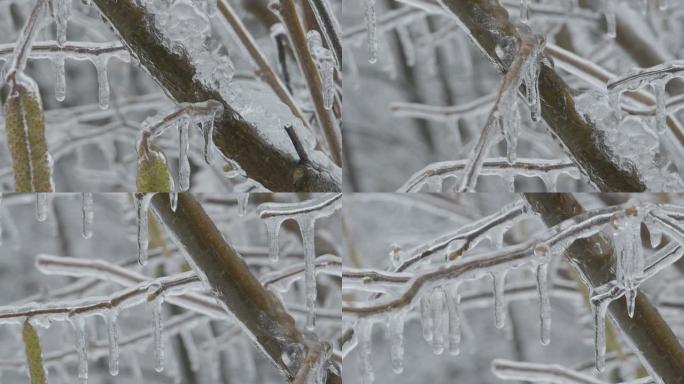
[
  {"xmin": 524, "ymin": 193, "xmax": 684, "ymax": 382},
  {"xmin": 440, "ymin": 0, "xmax": 645, "ymax": 191},
  {"xmin": 151, "ymin": 193, "xmax": 339, "ymax": 383},
  {"xmin": 91, "ymin": 0, "xmax": 340, "ymax": 192}
]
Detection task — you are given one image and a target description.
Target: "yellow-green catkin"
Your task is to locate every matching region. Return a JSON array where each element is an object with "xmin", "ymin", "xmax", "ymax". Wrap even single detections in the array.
[
  {"xmin": 22, "ymin": 320, "xmax": 47, "ymax": 384},
  {"xmin": 137, "ymin": 143, "xmax": 174, "ymax": 192},
  {"xmin": 3, "ymin": 77, "xmax": 53, "ymax": 192}
]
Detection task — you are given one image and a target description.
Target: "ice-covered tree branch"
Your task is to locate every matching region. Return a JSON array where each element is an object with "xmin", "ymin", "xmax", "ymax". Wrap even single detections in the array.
[
  {"xmin": 150, "ymin": 193, "xmax": 340, "ymax": 383},
  {"xmin": 90, "ymin": 0, "xmax": 341, "ymax": 192},
  {"xmin": 425, "ymin": 0, "xmax": 647, "ymax": 191}
]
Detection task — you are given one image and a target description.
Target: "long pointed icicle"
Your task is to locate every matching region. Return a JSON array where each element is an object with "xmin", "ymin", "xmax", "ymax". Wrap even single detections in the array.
[
  {"xmin": 446, "ymin": 284, "xmax": 461, "ymax": 356},
  {"xmin": 389, "ymin": 314, "xmax": 405, "ymax": 374},
  {"xmin": 36, "ymin": 193, "xmax": 48, "ymax": 222},
  {"xmin": 492, "ymin": 272, "xmax": 507, "ymax": 329},
  {"xmin": 603, "ymin": 0, "xmax": 616, "ymax": 38},
  {"xmin": 53, "ymin": 0, "xmax": 70, "ymax": 46},
  {"xmin": 94, "ymin": 56, "xmax": 110, "ymax": 110},
  {"xmin": 178, "ymin": 120, "xmax": 190, "ymax": 191},
  {"xmin": 135, "ymin": 193, "xmax": 154, "ymax": 266},
  {"xmin": 106, "ymin": 310, "xmax": 119, "ymax": 376},
  {"xmin": 298, "ymin": 217, "xmax": 317, "ymax": 331},
  {"xmin": 148, "ymin": 286, "xmax": 165, "ymax": 373},
  {"xmin": 591, "ymin": 295, "xmax": 611, "ymax": 372},
  {"xmin": 264, "ymin": 218, "xmax": 284, "ymax": 263},
  {"xmin": 81, "ymin": 192, "xmax": 93, "ymax": 239},
  {"xmin": 654, "ymin": 79, "xmax": 668, "ymax": 134},
  {"xmin": 431, "ymin": 287, "xmax": 446, "ymax": 355},
  {"xmin": 70, "ymin": 315, "xmax": 88, "ymax": 383},
  {"xmin": 53, "ymin": 55, "xmax": 66, "ymax": 102},
  {"xmin": 612, "ymin": 208, "xmax": 644, "ymax": 318},
  {"xmin": 359, "ymin": 320, "xmax": 374, "ymax": 384},
  {"xmin": 420, "ymin": 295, "xmax": 434, "ymax": 342},
  {"xmin": 536, "ymin": 263, "xmax": 551, "ymax": 345}
]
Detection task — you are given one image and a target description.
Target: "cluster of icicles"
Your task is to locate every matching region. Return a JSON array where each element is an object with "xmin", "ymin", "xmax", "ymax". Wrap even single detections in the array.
[
  {"xmin": 139, "ymin": 100, "xmax": 226, "ymax": 192},
  {"xmin": 0, "ymin": 193, "xmax": 94, "ymax": 243},
  {"xmin": 345, "ymin": 203, "xmax": 682, "ymax": 384},
  {"xmin": 0, "ymin": 0, "xmax": 131, "ymax": 110},
  {"xmin": 2, "ymin": 270, "xmax": 204, "ymax": 383},
  {"xmin": 256, "ymin": 193, "xmax": 342, "ymax": 331}
]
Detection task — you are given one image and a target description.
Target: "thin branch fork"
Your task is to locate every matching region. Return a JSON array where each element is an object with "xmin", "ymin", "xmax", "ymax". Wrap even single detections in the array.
[
  {"xmin": 91, "ymin": 0, "xmax": 340, "ymax": 191},
  {"xmin": 150, "ymin": 193, "xmax": 340, "ymax": 383},
  {"xmin": 439, "ymin": 0, "xmax": 646, "ymax": 191}
]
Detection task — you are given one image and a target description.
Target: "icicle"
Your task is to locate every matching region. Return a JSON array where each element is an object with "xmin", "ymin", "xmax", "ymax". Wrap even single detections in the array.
[
  {"xmin": 431, "ymin": 287, "xmax": 446, "ymax": 355},
  {"xmin": 654, "ymin": 79, "xmax": 668, "ymax": 134},
  {"xmin": 502, "ymin": 173, "xmax": 515, "ymax": 193},
  {"xmin": 396, "ymin": 26, "xmax": 415, "ymax": 67},
  {"xmin": 298, "ymin": 217, "xmax": 317, "ymax": 331},
  {"xmin": 53, "ymin": 54, "xmax": 66, "ymax": 102},
  {"xmin": 264, "ymin": 218, "xmax": 283, "ymax": 263},
  {"xmin": 647, "ymin": 220, "xmax": 662, "ymax": 248},
  {"xmin": 106, "ymin": 310, "xmax": 119, "ymax": 376},
  {"xmin": 53, "ymin": 0, "xmax": 70, "ymax": 46},
  {"xmin": 388, "ymin": 314, "xmax": 404, "ymax": 374},
  {"xmin": 179, "ymin": 120, "xmax": 190, "ymax": 191},
  {"xmin": 611, "ymin": 209, "xmax": 644, "ymax": 318},
  {"xmin": 365, "ymin": 0, "xmax": 378, "ymax": 64},
  {"xmin": 81, "ymin": 192, "xmax": 93, "ymax": 239},
  {"xmin": 170, "ymin": 192, "xmax": 178, "ymax": 212},
  {"xmin": 237, "ymin": 193, "xmax": 249, "ymax": 217},
  {"xmin": 492, "ymin": 272, "xmax": 507, "ymax": 329},
  {"xmin": 420, "ymin": 295, "xmax": 433, "ymax": 342},
  {"xmin": 150, "ymin": 291, "xmax": 165, "ymax": 372},
  {"xmin": 307, "ymin": 31, "xmax": 335, "ymax": 110},
  {"xmin": 524, "ymin": 50, "xmax": 541, "ymax": 122},
  {"xmin": 503, "ymin": 102, "xmax": 520, "ymax": 164},
  {"xmin": 590, "ymin": 296, "xmax": 611, "ymax": 372},
  {"xmin": 446, "ymin": 285, "xmax": 461, "ymax": 356},
  {"xmin": 520, "ymin": 0, "xmax": 529, "ymax": 23},
  {"xmin": 358, "ymin": 320, "xmax": 374, "ymax": 384},
  {"xmin": 603, "ymin": 0, "xmax": 616, "ymax": 39},
  {"xmin": 135, "ymin": 193, "xmax": 154, "ymax": 266},
  {"xmin": 389, "ymin": 243, "xmax": 402, "ymax": 268},
  {"xmin": 35, "ymin": 193, "xmax": 48, "ymax": 222},
  {"xmin": 536, "ymin": 263, "xmax": 551, "ymax": 345},
  {"xmin": 201, "ymin": 115, "xmax": 216, "ymax": 165},
  {"xmin": 69, "ymin": 315, "xmax": 88, "ymax": 383},
  {"xmin": 94, "ymin": 56, "xmax": 111, "ymax": 110}
]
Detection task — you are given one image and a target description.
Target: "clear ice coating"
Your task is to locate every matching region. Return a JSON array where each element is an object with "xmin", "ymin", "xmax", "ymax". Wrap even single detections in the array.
[
  {"xmin": 35, "ymin": 193, "xmax": 48, "ymax": 222},
  {"xmin": 307, "ymin": 31, "xmax": 336, "ymax": 110},
  {"xmin": 81, "ymin": 192, "xmax": 94, "ymax": 239},
  {"xmin": 298, "ymin": 216, "xmax": 317, "ymax": 331},
  {"xmin": 364, "ymin": 0, "xmax": 378, "ymax": 64},
  {"xmin": 150, "ymin": 291, "xmax": 165, "ymax": 373},
  {"xmin": 535, "ymin": 263, "xmax": 551, "ymax": 345},
  {"xmin": 135, "ymin": 193, "xmax": 154, "ymax": 266}
]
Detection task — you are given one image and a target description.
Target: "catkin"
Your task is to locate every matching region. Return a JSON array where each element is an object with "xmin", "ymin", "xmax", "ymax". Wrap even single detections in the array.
[
  {"xmin": 22, "ymin": 321, "xmax": 47, "ymax": 384},
  {"xmin": 137, "ymin": 143, "xmax": 174, "ymax": 192},
  {"xmin": 3, "ymin": 76, "xmax": 53, "ymax": 192}
]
